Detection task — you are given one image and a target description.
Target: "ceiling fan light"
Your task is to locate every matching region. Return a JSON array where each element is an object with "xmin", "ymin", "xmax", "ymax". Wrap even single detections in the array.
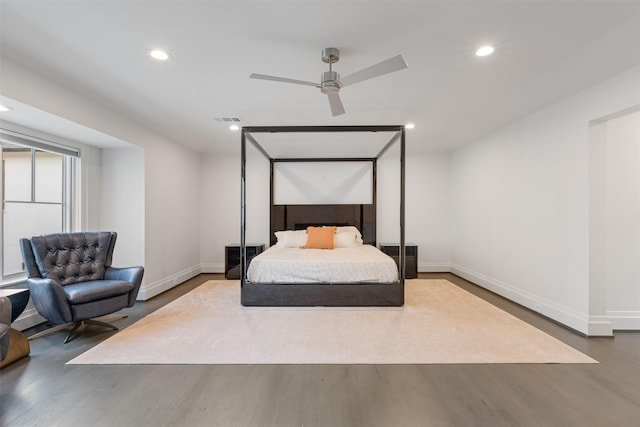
[{"xmin": 320, "ymin": 84, "xmax": 340, "ymax": 94}]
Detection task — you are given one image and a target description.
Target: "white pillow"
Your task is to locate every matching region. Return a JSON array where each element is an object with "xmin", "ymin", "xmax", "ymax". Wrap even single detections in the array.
[
  {"xmin": 333, "ymin": 230, "xmax": 358, "ymax": 248},
  {"xmin": 336, "ymin": 226, "xmax": 364, "ymax": 245},
  {"xmin": 274, "ymin": 230, "xmax": 307, "ymax": 248}
]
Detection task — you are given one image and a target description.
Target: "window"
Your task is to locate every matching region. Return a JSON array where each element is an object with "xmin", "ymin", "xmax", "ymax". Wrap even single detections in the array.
[{"xmin": 1, "ymin": 131, "xmax": 78, "ymax": 281}]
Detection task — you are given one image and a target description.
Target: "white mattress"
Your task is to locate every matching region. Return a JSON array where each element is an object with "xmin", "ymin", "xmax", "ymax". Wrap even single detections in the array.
[{"xmin": 247, "ymin": 244, "xmax": 399, "ymax": 284}]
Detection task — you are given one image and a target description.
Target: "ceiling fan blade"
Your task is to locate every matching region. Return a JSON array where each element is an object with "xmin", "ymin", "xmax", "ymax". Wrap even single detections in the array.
[
  {"xmin": 340, "ymin": 54, "xmax": 408, "ymax": 87},
  {"xmin": 327, "ymin": 92, "xmax": 345, "ymax": 116},
  {"xmin": 249, "ymin": 73, "xmax": 318, "ymax": 87}
]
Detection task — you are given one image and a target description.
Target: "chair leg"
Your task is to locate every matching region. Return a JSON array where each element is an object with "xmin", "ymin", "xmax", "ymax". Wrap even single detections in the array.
[
  {"xmin": 63, "ymin": 322, "xmax": 84, "ymax": 344},
  {"xmin": 95, "ymin": 313, "xmax": 128, "ymax": 323},
  {"xmin": 84, "ymin": 319, "xmax": 119, "ymax": 331},
  {"xmin": 29, "ymin": 315, "xmax": 128, "ymax": 344},
  {"xmin": 64, "ymin": 317, "xmax": 124, "ymax": 344},
  {"xmin": 28, "ymin": 323, "xmax": 74, "ymax": 341}
]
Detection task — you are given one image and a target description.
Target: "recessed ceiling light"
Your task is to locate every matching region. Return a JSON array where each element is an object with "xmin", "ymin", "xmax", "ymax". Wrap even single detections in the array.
[
  {"xmin": 405, "ymin": 123, "xmax": 415, "ymax": 129},
  {"xmin": 150, "ymin": 49, "xmax": 170, "ymax": 61},
  {"xmin": 229, "ymin": 124, "xmax": 240, "ymax": 131},
  {"xmin": 0, "ymin": 104, "xmax": 14, "ymax": 112},
  {"xmin": 476, "ymin": 46, "xmax": 494, "ymax": 57}
]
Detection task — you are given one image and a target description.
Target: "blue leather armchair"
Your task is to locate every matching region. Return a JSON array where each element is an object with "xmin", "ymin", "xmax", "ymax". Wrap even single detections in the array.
[{"xmin": 19, "ymin": 231, "xmax": 144, "ymax": 343}]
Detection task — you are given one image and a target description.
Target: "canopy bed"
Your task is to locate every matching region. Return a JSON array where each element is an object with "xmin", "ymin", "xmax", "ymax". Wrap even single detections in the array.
[{"xmin": 240, "ymin": 125, "xmax": 406, "ymax": 307}]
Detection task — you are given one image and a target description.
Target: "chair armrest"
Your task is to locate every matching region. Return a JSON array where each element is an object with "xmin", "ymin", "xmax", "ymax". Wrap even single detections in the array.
[
  {"xmin": 0, "ymin": 297, "xmax": 11, "ymax": 361},
  {"xmin": 0, "ymin": 324, "xmax": 9, "ymax": 361},
  {"xmin": 105, "ymin": 266, "xmax": 144, "ymax": 306},
  {"xmin": 27, "ymin": 278, "xmax": 73, "ymax": 324},
  {"xmin": 0, "ymin": 296, "xmax": 11, "ymax": 326}
]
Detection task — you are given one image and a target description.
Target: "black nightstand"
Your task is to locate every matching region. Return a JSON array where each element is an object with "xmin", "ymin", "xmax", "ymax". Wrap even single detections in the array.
[
  {"xmin": 225, "ymin": 244, "xmax": 265, "ymax": 279},
  {"xmin": 379, "ymin": 243, "xmax": 418, "ymax": 279}
]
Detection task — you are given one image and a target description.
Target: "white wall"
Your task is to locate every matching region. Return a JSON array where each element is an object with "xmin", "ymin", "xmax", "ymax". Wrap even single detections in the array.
[
  {"xmin": 200, "ymin": 153, "xmax": 237, "ymax": 272},
  {"xmin": 604, "ymin": 111, "xmax": 640, "ymax": 327},
  {"xmin": 406, "ymin": 151, "xmax": 452, "ymax": 271},
  {"xmin": 101, "ymin": 147, "xmax": 145, "ymax": 269},
  {"xmin": 378, "ymin": 145, "xmax": 452, "ymax": 271},
  {"xmin": 377, "ymin": 143, "xmax": 401, "ymax": 245},
  {"xmin": 1, "ymin": 56, "xmax": 202, "ymax": 300},
  {"xmin": 141, "ymin": 138, "xmax": 202, "ymax": 298},
  {"xmin": 78, "ymin": 140, "xmax": 103, "ymax": 232},
  {"xmin": 590, "ymin": 109, "xmax": 640, "ymax": 333},
  {"xmin": 200, "ymin": 149, "xmax": 273, "ymax": 272},
  {"xmin": 451, "ymin": 65, "xmax": 640, "ymax": 335}
]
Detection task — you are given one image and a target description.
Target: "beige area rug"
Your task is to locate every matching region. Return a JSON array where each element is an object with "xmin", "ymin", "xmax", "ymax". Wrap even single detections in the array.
[{"xmin": 68, "ymin": 280, "xmax": 596, "ymax": 365}]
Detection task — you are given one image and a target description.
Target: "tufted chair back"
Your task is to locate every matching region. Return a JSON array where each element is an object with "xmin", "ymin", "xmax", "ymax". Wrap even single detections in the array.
[{"xmin": 22, "ymin": 232, "xmax": 116, "ymax": 285}]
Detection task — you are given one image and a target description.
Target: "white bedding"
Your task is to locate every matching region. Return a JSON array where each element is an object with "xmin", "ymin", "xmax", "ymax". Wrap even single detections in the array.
[{"xmin": 247, "ymin": 244, "xmax": 399, "ymax": 284}]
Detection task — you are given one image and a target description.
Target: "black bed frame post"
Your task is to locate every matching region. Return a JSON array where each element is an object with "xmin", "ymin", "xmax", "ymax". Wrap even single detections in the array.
[
  {"xmin": 372, "ymin": 158, "xmax": 377, "ymax": 247},
  {"xmin": 270, "ymin": 159, "xmax": 275, "ymax": 245},
  {"xmin": 400, "ymin": 127, "xmax": 406, "ymax": 284},
  {"xmin": 240, "ymin": 129, "xmax": 247, "ymax": 288}
]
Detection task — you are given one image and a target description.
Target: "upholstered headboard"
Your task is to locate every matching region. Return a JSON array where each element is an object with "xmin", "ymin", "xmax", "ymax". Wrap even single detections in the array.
[
  {"xmin": 294, "ymin": 222, "xmax": 350, "ymax": 230},
  {"xmin": 270, "ymin": 204, "xmax": 375, "ymax": 246}
]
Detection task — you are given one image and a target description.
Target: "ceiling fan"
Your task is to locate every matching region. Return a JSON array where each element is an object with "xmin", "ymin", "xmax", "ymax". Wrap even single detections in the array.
[{"xmin": 250, "ymin": 47, "xmax": 408, "ymax": 116}]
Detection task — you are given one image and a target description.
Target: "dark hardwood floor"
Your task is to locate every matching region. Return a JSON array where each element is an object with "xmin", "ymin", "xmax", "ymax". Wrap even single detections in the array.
[{"xmin": 1, "ymin": 273, "xmax": 638, "ymax": 427}]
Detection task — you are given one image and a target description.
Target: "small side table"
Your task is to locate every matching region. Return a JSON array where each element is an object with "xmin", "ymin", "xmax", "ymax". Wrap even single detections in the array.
[
  {"xmin": 225, "ymin": 244, "xmax": 265, "ymax": 279},
  {"xmin": 379, "ymin": 244, "xmax": 418, "ymax": 279},
  {"xmin": 0, "ymin": 288, "xmax": 31, "ymax": 369}
]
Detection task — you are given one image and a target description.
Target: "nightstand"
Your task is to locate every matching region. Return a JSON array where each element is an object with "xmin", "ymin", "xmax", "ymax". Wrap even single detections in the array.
[
  {"xmin": 379, "ymin": 243, "xmax": 418, "ymax": 279},
  {"xmin": 225, "ymin": 244, "xmax": 265, "ymax": 279}
]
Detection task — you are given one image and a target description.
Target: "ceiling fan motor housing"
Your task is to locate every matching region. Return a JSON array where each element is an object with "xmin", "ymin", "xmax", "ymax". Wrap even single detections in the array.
[
  {"xmin": 322, "ymin": 47, "xmax": 340, "ymax": 64},
  {"xmin": 320, "ymin": 71, "xmax": 342, "ymax": 94}
]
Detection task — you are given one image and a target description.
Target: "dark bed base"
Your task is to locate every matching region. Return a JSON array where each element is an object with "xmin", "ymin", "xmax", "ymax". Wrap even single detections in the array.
[{"xmin": 241, "ymin": 282, "xmax": 404, "ymax": 307}]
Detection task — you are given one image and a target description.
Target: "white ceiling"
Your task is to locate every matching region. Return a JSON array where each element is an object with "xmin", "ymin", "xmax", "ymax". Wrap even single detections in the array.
[
  {"xmin": 0, "ymin": 96, "xmax": 133, "ymax": 149},
  {"xmin": 1, "ymin": 1, "xmax": 639, "ymax": 154}
]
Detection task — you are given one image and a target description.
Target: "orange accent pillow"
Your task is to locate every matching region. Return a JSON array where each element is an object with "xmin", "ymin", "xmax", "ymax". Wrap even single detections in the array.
[{"xmin": 304, "ymin": 226, "xmax": 336, "ymax": 249}]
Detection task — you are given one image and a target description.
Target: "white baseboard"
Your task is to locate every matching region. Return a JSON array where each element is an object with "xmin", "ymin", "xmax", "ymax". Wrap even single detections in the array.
[
  {"xmin": 137, "ymin": 264, "xmax": 201, "ymax": 300},
  {"xmin": 200, "ymin": 263, "xmax": 225, "ymax": 274},
  {"xmin": 418, "ymin": 263, "xmax": 452, "ymax": 273},
  {"xmin": 607, "ymin": 311, "xmax": 640, "ymax": 330},
  {"xmin": 13, "ymin": 307, "xmax": 46, "ymax": 331},
  {"xmin": 450, "ymin": 263, "xmax": 592, "ymax": 335},
  {"xmin": 587, "ymin": 316, "xmax": 614, "ymax": 336}
]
